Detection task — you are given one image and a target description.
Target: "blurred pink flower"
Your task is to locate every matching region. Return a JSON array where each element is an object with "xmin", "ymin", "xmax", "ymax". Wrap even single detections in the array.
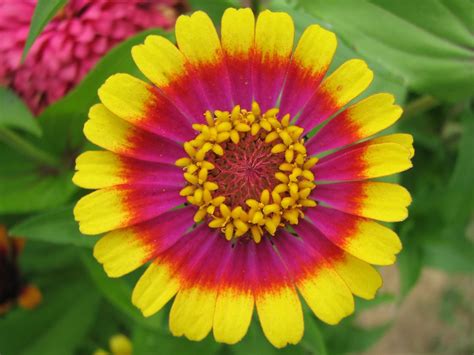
[{"xmin": 0, "ymin": 0, "xmax": 185, "ymax": 115}]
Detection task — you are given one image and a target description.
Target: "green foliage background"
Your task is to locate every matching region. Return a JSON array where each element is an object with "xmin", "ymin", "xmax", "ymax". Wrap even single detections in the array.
[{"xmin": 0, "ymin": 0, "xmax": 473, "ymax": 354}]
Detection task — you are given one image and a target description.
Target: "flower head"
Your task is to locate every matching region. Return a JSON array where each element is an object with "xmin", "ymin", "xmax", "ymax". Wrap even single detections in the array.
[
  {"xmin": 73, "ymin": 8, "xmax": 413, "ymax": 348},
  {"xmin": 0, "ymin": 0, "xmax": 184, "ymax": 114},
  {"xmin": 0, "ymin": 225, "xmax": 42, "ymax": 315}
]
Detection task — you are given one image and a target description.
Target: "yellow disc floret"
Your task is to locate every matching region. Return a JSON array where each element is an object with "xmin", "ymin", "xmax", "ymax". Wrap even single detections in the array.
[{"xmin": 176, "ymin": 102, "xmax": 317, "ymax": 243}]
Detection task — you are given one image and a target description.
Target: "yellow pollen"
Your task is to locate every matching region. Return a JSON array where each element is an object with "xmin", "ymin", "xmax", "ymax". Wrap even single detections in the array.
[{"xmin": 175, "ymin": 102, "xmax": 317, "ymax": 243}]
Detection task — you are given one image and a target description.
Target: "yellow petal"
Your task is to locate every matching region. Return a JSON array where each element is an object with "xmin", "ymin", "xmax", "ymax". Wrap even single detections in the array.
[
  {"xmin": 320, "ymin": 59, "xmax": 373, "ymax": 107},
  {"xmin": 132, "ymin": 262, "xmax": 180, "ymax": 317},
  {"xmin": 297, "ymin": 267, "xmax": 354, "ymax": 325},
  {"xmin": 94, "ymin": 229, "xmax": 149, "ymax": 277},
  {"xmin": 132, "ymin": 35, "xmax": 186, "ymax": 87},
  {"xmin": 169, "ymin": 287, "xmax": 217, "ymax": 341},
  {"xmin": 175, "ymin": 11, "xmax": 221, "ymax": 65},
  {"xmin": 213, "ymin": 289, "xmax": 254, "ymax": 344}
]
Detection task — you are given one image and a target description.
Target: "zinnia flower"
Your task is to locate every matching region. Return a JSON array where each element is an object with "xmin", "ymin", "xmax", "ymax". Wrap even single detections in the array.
[
  {"xmin": 0, "ymin": 0, "xmax": 184, "ymax": 114},
  {"xmin": 73, "ymin": 8, "xmax": 413, "ymax": 348},
  {"xmin": 0, "ymin": 225, "xmax": 42, "ymax": 315}
]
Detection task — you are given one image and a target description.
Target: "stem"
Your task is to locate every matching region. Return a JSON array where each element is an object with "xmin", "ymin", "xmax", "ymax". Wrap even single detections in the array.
[
  {"xmin": 251, "ymin": 0, "xmax": 260, "ymax": 14},
  {"xmin": 403, "ymin": 95, "xmax": 439, "ymax": 119},
  {"xmin": 0, "ymin": 127, "xmax": 61, "ymax": 168}
]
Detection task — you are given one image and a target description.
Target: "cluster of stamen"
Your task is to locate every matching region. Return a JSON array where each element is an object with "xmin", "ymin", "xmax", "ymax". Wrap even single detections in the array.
[{"xmin": 175, "ymin": 102, "xmax": 317, "ymax": 243}]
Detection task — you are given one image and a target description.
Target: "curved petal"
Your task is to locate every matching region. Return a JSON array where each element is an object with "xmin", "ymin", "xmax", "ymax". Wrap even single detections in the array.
[
  {"xmin": 253, "ymin": 10, "xmax": 294, "ymax": 111},
  {"xmin": 314, "ymin": 181, "xmax": 412, "ymax": 222},
  {"xmin": 132, "ymin": 224, "xmax": 211, "ymax": 317},
  {"xmin": 175, "ymin": 11, "xmax": 233, "ymax": 112},
  {"xmin": 313, "ymin": 142, "xmax": 413, "ymax": 182},
  {"xmin": 370, "ymin": 133, "xmax": 415, "ymax": 158},
  {"xmin": 274, "ymin": 230, "xmax": 354, "ymax": 325},
  {"xmin": 294, "ymin": 220, "xmax": 382, "ymax": 300},
  {"xmin": 297, "ymin": 59, "xmax": 373, "ymax": 132},
  {"xmin": 132, "ymin": 35, "xmax": 208, "ymax": 121},
  {"xmin": 73, "ymin": 151, "xmax": 184, "ymax": 189},
  {"xmin": 221, "ymin": 8, "xmax": 255, "ymax": 109},
  {"xmin": 169, "ymin": 229, "xmax": 228, "ymax": 341},
  {"xmin": 93, "ymin": 207, "xmax": 195, "ymax": 277},
  {"xmin": 305, "ymin": 206, "xmax": 402, "ymax": 265},
  {"xmin": 85, "ymin": 104, "xmax": 183, "ymax": 164},
  {"xmin": 98, "ymin": 73, "xmax": 194, "ymax": 141},
  {"xmin": 252, "ymin": 239, "xmax": 304, "ymax": 348},
  {"xmin": 74, "ymin": 185, "xmax": 184, "ymax": 235},
  {"xmin": 213, "ymin": 239, "xmax": 254, "ymax": 344},
  {"xmin": 307, "ymin": 93, "xmax": 403, "ymax": 155},
  {"xmin": 279, "ymin": 25, "xmax": 337, "ymax": 117}
]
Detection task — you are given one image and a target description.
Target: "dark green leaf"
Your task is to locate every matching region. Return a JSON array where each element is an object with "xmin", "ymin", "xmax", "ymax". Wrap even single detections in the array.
[
  {"xmin": 133, "ymin": 324, "xmax": 221, "ymax": 355},
  {"xmin": 300, "ymin": 313, "xmax": 328, "ymax": 355},
  {"xmin": 296, "ymin": 0, "xmax": 474, "ymax": 101},
  {"xmin": 0, "ymin": 87, "xmax": 41, "ymax": 136},
  {"xmin": 0, "ymin": 142, "xmax": 76, "ymax": 213},
  {"xmin": 0, "ymin": 277, "xmax": 100, "ymax": 355},
  {"xmin": 10, "ymin": 205, "xmax": 96, "ymax": 247},
  {"xmin": 270, "ymin": 0, "xmax": 407, "ymax": 104},
  {"xmin": 397, "ymin": 221, "xmax": 424, "ymax": 298},
  {"xmin": 188, "ymin": 0, "xmax": 240, "ymax": 24},
  {"xmin": 22, "ymin": 0, "xmax": 67, "ymax": 61}
]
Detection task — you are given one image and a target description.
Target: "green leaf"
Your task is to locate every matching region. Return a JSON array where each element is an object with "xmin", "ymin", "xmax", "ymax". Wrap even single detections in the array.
[
  {"xmin": 300, "ymin": 313, "xmax": 328, "ymax": 355},
  {"xmin": 188, "ymin": 0, "xmax": 240, "ymax": 23},
  {"xmin": 320, "ymin": 319, "xmax": 391, "ymax": 354},
  {"xmin": 133, "ymin": 324, "xmax": 221, "ymax": 355},
  {"xmin": 423, "ymin": 237, "xmax": 474, "ymax": 273},
  {"xmin": 10, "ymin": 205, "xmax": 96, "ymax": 247},
  {"xmin": 270, "ymin": 0, "xmax": 407, "ymax": 104},
  {"xmin": 398, "ymin": 241, "xmax": 424, "ymax": 298},
  {"xmin": 20, "ymin": 241, "xmax": 80, "ymax": 273},
  {"xmin": 442, "ymin": 109, "xmax": 474, "ymax": 231},
  {"xmin": 397, "ymin": 221, "xmax": 424, "ymax": 298},
  {"xmin": 0, "ymin": 277, "xmax": 100, "ymax": 355},
  {"xmin": 22, "ymin": 0, "xmax": 67, "ymax": 61},
  {"xmin": 0, "ymin": 87, "xmax": 41, "ymax": 136},
  {"xmin": 296, "ymin": 0, "xmax": 474, "ymax": 101},
  {"xmin": 0, "ymin": 142, "xmax": 76, "ymax": 214}
]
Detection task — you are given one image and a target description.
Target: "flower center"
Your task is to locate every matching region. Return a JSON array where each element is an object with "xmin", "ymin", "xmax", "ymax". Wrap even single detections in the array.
[{"xmin": 176, "ymin": 102, "xmax": 318, "ymax": 243}]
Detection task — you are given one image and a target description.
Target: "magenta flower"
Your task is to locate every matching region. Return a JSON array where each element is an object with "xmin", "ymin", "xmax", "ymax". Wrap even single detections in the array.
[{"xmin": 0, "ymin": 0, "xmax": 184, "ymax": 114}]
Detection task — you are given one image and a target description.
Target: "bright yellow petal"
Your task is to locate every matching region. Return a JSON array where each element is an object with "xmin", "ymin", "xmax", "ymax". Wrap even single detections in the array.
[
  {"xmin": 359, "ymin": 182, "xmax": 412, "ymax": 221},
  {"xmin": 345, "ymin": 219, "xmax": 402, "ymax": 265},
  {"xmin": 221, "ymin": 8, "xmax": 255, "ymax": 56},
  {"xmin": 175, "ymin": 11, "xmax": 221, "ymax": 65},
  {"xmin": 371, "ymin": 133, "xmax": 415, "ymax": 158},
  {"xmin": 93, "ymin": 229, "xmax": 149, "ymax": 278},
  {"xmin": 256, "ymin": 286, "xmax": 303, "ymax": 348},
  {"xmin": 73, "ymin": 151, "xmax": 122, "ymax": 189},
  {"xmin": 293, "ymin": 24, "xmax": 337, "ymax": 77},
  {"xmin": 98, "ymin": 73, "xmax": 153, "ymax": 125},
  {"xmin": 132, "ymin": 35, "xmax": 186, "ymax": 87},
  {"xmin": 132, "ymin": 262, "xmax": 180, "ymax": 317},
  {"xmin": 169, "ymin": 286, "xmax": 217, "ymax": 341},
  {"xmin": 74, "ymin": 189, "xmax": 126, "ymax": 235},
  {"xmin": 361, "ymin": 142, "xmax": 413, "ymax": 178},
  {"xmin": 321, "ymin": 59, "xmax": 373, "ymax": 107},
  {"xmin": 297, "ymin": 267, "xmax": 354, "ymax": 325},
  {"xmin": 85, "ymin": 104, "xmax": 135, "ymax": 153},
  {"xmin": 213, "ymin": 288, "xmax": 254, "ymax": 344},
  {"xmin": 347, "ymin": 93, "xmax": 403, "ymax": 137},
  {"xmin": 333, "ymin": 254, "xmax": 382, "ymax": 300},
  {"xmin": 255, "ymin": 10, "xmax": 294, "ymax": 60}
]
